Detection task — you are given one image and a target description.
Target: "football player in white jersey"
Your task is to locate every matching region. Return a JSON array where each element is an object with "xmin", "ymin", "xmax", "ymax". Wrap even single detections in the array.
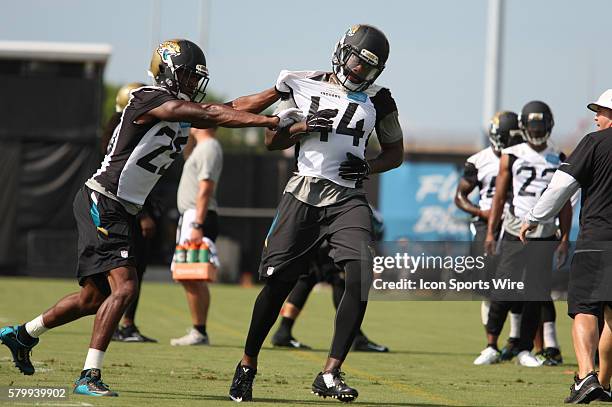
[
  {"xmin": 0, "ymin": 39, "xmax": 304, "ymax": 396},
  {"xmin": 229, "ymin": 25, "xmax": 403, "ymax": 403},
  {"xmin": 485, "ymin": 101, "xmax": 572, "ymax": 367},
  {"xmin": 455, "ymin": 111, "xmax": 525, "ymax": 365}
]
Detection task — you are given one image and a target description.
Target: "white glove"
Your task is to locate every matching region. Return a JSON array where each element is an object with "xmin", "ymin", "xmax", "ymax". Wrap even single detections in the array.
[
  {"xmin": 275, "ymin": 70, "xmax": 291, "ymax": 93},
  {"xmin": 275, "ymin": 108, "xmax": 305, "ymax": 129}
]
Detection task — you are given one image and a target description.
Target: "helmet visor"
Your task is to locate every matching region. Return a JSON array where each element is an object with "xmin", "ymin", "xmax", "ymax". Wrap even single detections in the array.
[{"xmin": 345, "ymin": 52, "xmax": 381, "ymax": 83}]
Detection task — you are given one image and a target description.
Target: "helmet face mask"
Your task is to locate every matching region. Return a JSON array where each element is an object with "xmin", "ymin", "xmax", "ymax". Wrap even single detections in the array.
[
  {"xmin": 149, "ymin": 39, "xmax": 209, "ymax": 103},
  {"xmin": 175, "ymin": 65, "xmax": 209, "ymax": 103},
  {"xmin": 332, "ymin": 25, "xmax": 389, "ymax": 92}
]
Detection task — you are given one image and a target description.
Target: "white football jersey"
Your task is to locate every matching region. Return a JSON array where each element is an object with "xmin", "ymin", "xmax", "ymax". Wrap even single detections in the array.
[
  {"xmin": 503, "ymin": 142, "xmax": 565, "ymax": 220},
  {"xmin": 464, "ymin": 147, "xmax": 500, "ymax": 211},
  {"xmin": 89, "ymin": 87, "xmax": 190, "ymax": 206},
  {"xmin": 276, "ymin": 70, "xmax": 397, "ymax": 188}
]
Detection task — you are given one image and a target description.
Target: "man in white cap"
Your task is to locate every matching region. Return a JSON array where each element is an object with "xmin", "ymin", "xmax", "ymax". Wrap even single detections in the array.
[{"xmin": 519, "ymin": 89, "xmax": 612, "ymax": 403}]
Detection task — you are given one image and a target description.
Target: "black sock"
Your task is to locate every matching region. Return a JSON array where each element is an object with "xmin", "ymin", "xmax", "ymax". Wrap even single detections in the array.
[
  {"xmin": 194, "ymin": 325, "xmax": 207, "ymax": 336},
  {"xmin": 278, "ymin": 317, "xmax": 295, "ymax": 337},
  {"xmin": 487, "ymin": 343, "xmax": 499, "ymax": 350},
  {"xmin": 17, "ymin": 324, "xmax": 36, "ymax": 346}
]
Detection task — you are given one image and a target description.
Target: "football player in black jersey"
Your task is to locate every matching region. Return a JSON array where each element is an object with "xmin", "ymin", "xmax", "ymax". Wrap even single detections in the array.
[
  {"xmin": 229, "ymin": 25, "xmax": 403, "ymax": 403},
  {"xmin": 0, "ymin": 39, "xmax": 306, "ymax": 397}
]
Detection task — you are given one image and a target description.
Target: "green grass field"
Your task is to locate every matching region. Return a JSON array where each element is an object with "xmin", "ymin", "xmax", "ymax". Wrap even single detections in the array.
[{"xmin": 0, "ymin": 277, "xmax": 583, "ymax": 406}]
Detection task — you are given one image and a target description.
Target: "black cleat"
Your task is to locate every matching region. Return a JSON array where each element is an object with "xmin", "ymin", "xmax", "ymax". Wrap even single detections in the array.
[
  {"xmin": 536, "ymin": 347, "xmax": 563, "ymax": 366},
  {"xmin": 229, "ymin": 362, "xmax": 256, "ymax": 402},
  {"xmin": 564, "ymin": 372, "xmax": 604, "ymax": 404},
  {"xmin": 500, "ymin": 337, "xmax": 520, "ymax": 361},
  {"xmin": 271, "ymin": 332, "xmax": 311, "ymax": 349},
  {"xmin": 0, "ymin": 325, "xmax": 38, "ymax": 375},
  {"xmin": 112, "ymin": 325, "xmax": 157, "ymax": 343},
  {"xmin": 312, "ymin": 369, "xmax": 358, "ymax": 403},
  {"xmin": 352, "ymin": 334, "xmax": 389, "ymax": 353}
]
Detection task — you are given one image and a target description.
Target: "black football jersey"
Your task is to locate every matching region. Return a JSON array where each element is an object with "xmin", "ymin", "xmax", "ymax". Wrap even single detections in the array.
[{"xmin": 88, "ymin": 86, "xmax": 190, "ymax": 207}]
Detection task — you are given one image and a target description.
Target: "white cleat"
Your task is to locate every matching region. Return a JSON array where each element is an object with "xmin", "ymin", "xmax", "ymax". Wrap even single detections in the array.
[
  {"xmin": 170, "ymin": 328, "xmax": 209, "ymax": 346},
  {"xmin": 516, "ymin": 350, "xmax": 542, "ymax": 367},
  {"xmin": 473, "ymin": 346, "xmax": 501, "ymax": 365}
]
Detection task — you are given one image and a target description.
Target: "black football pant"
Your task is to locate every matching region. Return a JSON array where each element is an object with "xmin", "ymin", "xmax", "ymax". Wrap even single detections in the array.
[{"xmin": 244, "ymin": 259, "xmax": 368, "ymax": 361}]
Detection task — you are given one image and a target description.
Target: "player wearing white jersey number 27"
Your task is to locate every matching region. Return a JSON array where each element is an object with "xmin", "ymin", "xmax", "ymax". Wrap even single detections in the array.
[
  {"xmin": 0, "ymin": 39, "xmax": 304, "ymax": 398},
  {"xmin": 229, "ymin": 24, "xmax": 404, "ymax": 403}
]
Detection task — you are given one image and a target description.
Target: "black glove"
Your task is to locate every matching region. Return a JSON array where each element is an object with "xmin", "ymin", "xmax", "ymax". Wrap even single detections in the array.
[
  {"xmin": 339, "ymin": 152, "xmax": 370, "ymax": 186},
  {"xmin": 306, "ymin": 109, "xmax": 338, "ymax": 132}
]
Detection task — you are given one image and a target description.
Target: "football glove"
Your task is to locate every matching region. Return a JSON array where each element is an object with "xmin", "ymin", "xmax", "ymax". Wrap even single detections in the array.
[
  {"xmin": 339, "ymin": 152, "xmax": 370, "ymax": 186},
  {"xmin": 306, "ymin": 109, "xmax": 338, "ymax": 133},
  {"xmin": 275, "ymin": 108, "xmax": 305, "ymax": 129}
]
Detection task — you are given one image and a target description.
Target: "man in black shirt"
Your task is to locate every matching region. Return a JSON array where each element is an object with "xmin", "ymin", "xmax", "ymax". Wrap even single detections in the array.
[{"xmin": 520, "ymin": 89, "xmax": 612, "ymax": 403}]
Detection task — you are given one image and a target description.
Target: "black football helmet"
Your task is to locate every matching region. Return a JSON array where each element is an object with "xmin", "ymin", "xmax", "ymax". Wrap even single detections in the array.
[
  {"xmin": 332, "ymin": 24, "xmax": 389, "ymax": 92},
  {"xmin": 488, "ymin": 111, "xmax": 522, "ymax": 153},
  {"xmin": 519, "ymin": 101, "xmax": 554, "ymax": 146},
  {"xmin": 148, "ymin": 39, "xmax": 209, "ymax": 103}
]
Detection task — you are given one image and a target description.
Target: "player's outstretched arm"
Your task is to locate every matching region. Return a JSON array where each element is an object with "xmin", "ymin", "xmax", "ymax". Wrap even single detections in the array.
[
  {"xmin": 485, "ymin": 154, "xmax": 510, "ymax": 253},
  {"xmin": 145, "ymin": 100, "xmax": 279, "ymax": 129},
  {"xmin": 454, "ymin": 178, "xmax": 480, "ymax": 217},
  {"xmin": 367, "ymin": 140, "xmax": 403, "ymax": 174},
  {"xmin": 225, "ymin": 88, "xmax": 281, "ymax": 114}
]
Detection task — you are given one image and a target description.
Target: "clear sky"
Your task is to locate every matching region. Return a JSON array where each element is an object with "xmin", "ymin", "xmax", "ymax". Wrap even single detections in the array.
[{"xmin": 2, "ymin": 0, "xmax": 608, "ymax": 149}]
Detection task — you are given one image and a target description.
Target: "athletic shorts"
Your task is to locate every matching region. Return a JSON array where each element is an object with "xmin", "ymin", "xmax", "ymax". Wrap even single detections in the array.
[
  {"xmin": 490, "ymin": 232, "xmax": 556, "ymax": 301},
  {"xmin": 73, "ymin": 186, "xmax": 137, "ymax": 286},
  {"xmin": 567, "ymin": 244, "xmax": 612, "ymax": 318},
  {"xmin": 258, "ymin": 193, "xmax": 372, "ymax": 281}
]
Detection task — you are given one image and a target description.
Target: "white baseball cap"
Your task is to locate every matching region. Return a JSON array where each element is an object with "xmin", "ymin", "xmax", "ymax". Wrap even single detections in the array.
[{"xmin": 587, "ymin": 89, "xmax": 612, "ymax": 112}]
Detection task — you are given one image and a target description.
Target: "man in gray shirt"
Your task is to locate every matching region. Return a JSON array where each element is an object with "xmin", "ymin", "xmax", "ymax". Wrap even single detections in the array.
[{"xmin": 171, "ymin": 127, "xmax": 223, "ymax": 346}]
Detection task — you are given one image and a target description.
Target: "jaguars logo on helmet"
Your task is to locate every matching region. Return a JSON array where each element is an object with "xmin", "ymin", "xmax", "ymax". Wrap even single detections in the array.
[
  {"xmin": 488, "ymin": 111, "xmax": 522, "ymax": 153},
  {"xmin": 149, "ymin": 39, "xmax": 209, "ymax": 103},
  {"xmin": 519, "ymin": 100, "xmax": 554, "ymax": 146},
  {"xmin": 332, "ymin": 24, "xmax": 389, "ymax": 92}
]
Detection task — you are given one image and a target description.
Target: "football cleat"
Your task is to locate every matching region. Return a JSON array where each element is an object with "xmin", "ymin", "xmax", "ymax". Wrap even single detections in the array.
[
  {"xmin": 73, "ymin": 369, "xmax": 118, "ymax": 397},
  {"xmin": 229, "ymin": 362, "xmax": 256, "ymax": 402},
  {"xmin": 564, "ymin": 372, "xmax": 603, "ymax": 404},
  {"xmin": 170, "ymin": 328, "xmax": 209, "ymax": 346},
  {"xmin": 352, "ymin": 334, "xmax": 389, "ymax": 353},
  {"xmin": 473, "ymin": 346, "xmax": 501, "ymax": 365},
  {"xmin": 500, "ymin": 337, "xmax": 520, "ymax": 361},
  {"xmin": 112, "ymin": 325, "xmax": 157, "ymax": 343},
  {"xmin": 312, "ymin": 369, "xmax": 358, "ymax": 403},
  {"xmin": 516, "ymin": 350, "xmax": 542, "ymax": 367},
  {"xmin": 271, "ymin": 332, "xmax": 311, "ymax": 349},
  {"xmin": 0, "ymin": 325, "xmax": 38, "ymax": 375},
  {"xmin": 535, "ymin": 347, "xmax": 563, "ymax": 366}
]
